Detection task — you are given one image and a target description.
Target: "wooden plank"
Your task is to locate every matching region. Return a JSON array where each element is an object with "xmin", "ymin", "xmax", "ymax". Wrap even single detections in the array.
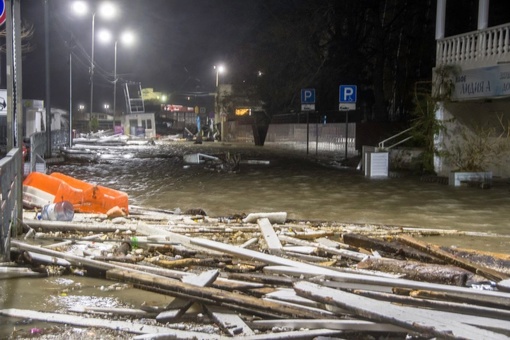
[
  {"xmin": 22, "ymin": 219, "xmax": 136, "ymax": 233},
  {"xmin": 68, "ymin": 306, "xmax": 157, "ymax": 318},
  {"xmin": 203, "ymin": 305, "xmax": 255, "ymax": 336},
  {"xmin": 264, "ymin": 288, "xmax": 326, "ymax": 308},
  {"xmin": 258, "ymin": 217, "xmax": 283, "ymax": 255},
  {"xmin": 240, "ymin": 237, "xmax": 258, "ymax": 248},
  {"xmin": 157, "ymin": 270, "xmax": 219, "ymax": 323},
  {"xmin": 133, "ymin": 329, "xmax": 342, "ymax": 340},
  {"xmin": 106, "ymin": 268, "xmax": 334, "ymax": 319},
  {"xmin": 343, "ymin": 233, "xmax": 441, "ymax": 263},
  {"xmin": 190, "ymin": 237, "xmax": 510, "ymax": 304},
  {"xmin": 398, "ymin": 234, "xmax": 509, "ymax": 281},
  {"xmin": 225, "ymin": 273, "xmax": 296, "ymax": 287},
  {"xmin": 353, "ymin": 289, "xmax": 510, "ymax": 321},
  {"xmin": 408, "ymin": 289, "xmax": 510, "ymax": 310},
  {"xmin": 0, "ymin": 308, "xmax": 219, "ymax": 338},
  {"xmin": 282, "ymin": 246, "xmax": 317, "ymax": 254},
  {"xmin": 136, "ymin": 225, "xmax": 223, "ymax": 255},
  {"xmin": 26, "ymin": 252, "xmax": 72, "ymax": 267},
  {"xmin": 263, "ymin": 265, "xmax": 510, "ymax": 306},
  {"xmin": 279, "ymin": 235, "xmax": 366, "ymax": 261},
  {"xmin": 294, "ymin": 281, "xmax": 509, "ymax": 340},
  {"xmin": 251, "ymin": 319, "xmax": 408, "ymax": 333},
  {"xmin": 357, "ymin": 257, "xmax": 473, "ymax": 286},
  {"xmin": 282, "ymin": 251, "xmax": 328, "ymax": 263},
  {"xmin": 315, "ymin": 237, "xmax": 351, "ymax": 249},
  {"xmin": 242, "ymin": 212, "xmax": 287, "ymax": 224}
]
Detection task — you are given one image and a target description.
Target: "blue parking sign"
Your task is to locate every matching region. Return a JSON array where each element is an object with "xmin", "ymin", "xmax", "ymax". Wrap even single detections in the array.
[
  {"xmin": 339, "ymin": 85, "xmax": 357, "ymax": 103},
  {"xmin": 301, "ymin": 89, "xmax": 315, "ymax": 103}
]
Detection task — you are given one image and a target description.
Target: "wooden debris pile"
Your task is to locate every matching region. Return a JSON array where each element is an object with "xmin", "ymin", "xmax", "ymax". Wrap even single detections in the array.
[{"xmin": 2, "ymin": 208, "xmax": 510, "ymax": 339}]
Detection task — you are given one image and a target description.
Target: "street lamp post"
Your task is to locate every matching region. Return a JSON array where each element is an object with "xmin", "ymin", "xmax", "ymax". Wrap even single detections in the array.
[
  {"xmin": 214, "ymin": 65, "xmax": 225, "ymax": 141},
  {"xmin": 113, "ymin": 40, "xmax": 118, "ymax": 129},
  {"xmin": 90, "ymin": 11, "xmax": 95, "ymax": 130},
  {"xmin": 72, "ymin": 1, "xmax": 116, "ymax": 131},
  {"xmin": 98, "ymin": 30, "xmax": 134, "ymax": 132},
  {"xmin": 69, "ymin": 51, "xmax": 73, "ymax": 147}
]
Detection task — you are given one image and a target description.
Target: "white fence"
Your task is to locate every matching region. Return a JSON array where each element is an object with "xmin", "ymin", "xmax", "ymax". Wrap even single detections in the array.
[{"xmin": 437, "ymin": 23, "xmax": 510, "ymax": 67}]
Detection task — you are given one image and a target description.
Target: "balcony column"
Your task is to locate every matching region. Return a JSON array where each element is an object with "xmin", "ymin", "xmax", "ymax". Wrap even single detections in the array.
[
  {"xmin": 477, "ymin": 0, "xmax": 489, "ymax": 30},
  {"xmin": 435, "ymin": 0, "xmax": 446, "ymax": 40}
]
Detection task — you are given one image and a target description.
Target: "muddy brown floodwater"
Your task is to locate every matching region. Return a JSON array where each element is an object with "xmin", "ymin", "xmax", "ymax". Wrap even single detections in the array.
[
  {"xmin": 49, "ymin": 141, "xmax": 510, "ymax": 252},
  {"xmin": 1, "ymin": 141, "xmax": 509, "ymax": 338}
]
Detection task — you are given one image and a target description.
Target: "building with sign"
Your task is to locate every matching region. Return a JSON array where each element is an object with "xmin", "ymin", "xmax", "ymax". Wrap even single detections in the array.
[{"xmin": 434, "ymin": 0, "xmax": 510, "ymax": 178}]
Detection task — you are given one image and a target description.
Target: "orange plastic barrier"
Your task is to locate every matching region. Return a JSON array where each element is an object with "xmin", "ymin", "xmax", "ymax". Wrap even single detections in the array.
[{"xmin": 23, "ymin": 172, "xmax": 129, "ymax": 215}]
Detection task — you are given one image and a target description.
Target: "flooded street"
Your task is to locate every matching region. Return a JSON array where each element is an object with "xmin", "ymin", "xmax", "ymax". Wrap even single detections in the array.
[
  {"xmin": 49, "ymin": 141, "xmax": 510, "ymax": 251},
  {"xmin": 2, "ymin": 141, "xmax": 510, "ymax": 338}
]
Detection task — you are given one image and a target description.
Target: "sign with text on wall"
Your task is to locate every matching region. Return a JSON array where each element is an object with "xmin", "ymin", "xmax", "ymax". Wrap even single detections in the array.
[{"xmin": 452, "ymin": 64, "xmax": 510, "ymax": 100}]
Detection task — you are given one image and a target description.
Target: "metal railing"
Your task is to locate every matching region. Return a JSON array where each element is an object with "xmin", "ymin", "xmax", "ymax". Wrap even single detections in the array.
[
  {"xmin": 378, "ymin": 127, "xmax": 414, "ymax": 150},
  {"xmin": 0, "ymin": 148, "xmax": 22, "ymax": 261},
  {"xmin": 28, "ymin": 130, "xmax": 68, "ymax": 168},
  {"xmin": 437, "ymin": 23, "xmax": 510, "ymax": 67}
]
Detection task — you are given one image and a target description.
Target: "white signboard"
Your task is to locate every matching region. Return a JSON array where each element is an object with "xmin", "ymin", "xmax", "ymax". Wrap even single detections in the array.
[
  {"xmin": 339, "ymin": 103, "xmax": 356, "ymax": 111},
  {"xmin": 301, "ymin": 103, "xmax": 315, "ymax": 111}
]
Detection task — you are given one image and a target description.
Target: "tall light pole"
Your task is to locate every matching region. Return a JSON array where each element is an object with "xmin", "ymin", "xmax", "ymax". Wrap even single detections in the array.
[
  {"xmin": 90, "ymin": 11, "xmax": 95, "ymax": 129},
  {"xmin": 113, "ymin": 39, "xmax": 117, "ymax": 129},
  {"xmin": 72, "ymin": 1, "xmax": 116, "ymax": 131},
  {"xmin": 69, "ymin": 51, "xmax": 73, "ymax": 147},
  {"xmin": 99, "ymin": 29, "xmax": 134, "ymax": 132}
]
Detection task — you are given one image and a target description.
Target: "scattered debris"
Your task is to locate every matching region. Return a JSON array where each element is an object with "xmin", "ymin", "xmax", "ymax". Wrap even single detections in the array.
[{"xmin": 2, "ymin": 208, "xmax": 510, "ymax": 339}]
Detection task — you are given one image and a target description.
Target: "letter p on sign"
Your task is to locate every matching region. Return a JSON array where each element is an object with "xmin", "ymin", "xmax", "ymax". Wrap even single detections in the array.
[
  {"xmin": 339, "ymin": 85, "xmax": 357, "ymax": 103},
  {"xmin": 301, "ymin": 88, "xmax": 315, "ymax": 104}
]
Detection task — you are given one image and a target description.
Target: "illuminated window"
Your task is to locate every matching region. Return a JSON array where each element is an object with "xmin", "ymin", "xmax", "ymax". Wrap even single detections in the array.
[{"xmin": 235, "ymin": 108, "xmax": 251, "ymax": 116}]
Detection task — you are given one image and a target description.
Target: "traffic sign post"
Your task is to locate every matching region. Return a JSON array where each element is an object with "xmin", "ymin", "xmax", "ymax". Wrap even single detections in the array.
[
  {"xmin": 301, "ymin": 88, "xmax": 316, "ymax": 155},
  {"xmin": 339, "ymin": 85, "xmax": 357, "ymax": 160}
]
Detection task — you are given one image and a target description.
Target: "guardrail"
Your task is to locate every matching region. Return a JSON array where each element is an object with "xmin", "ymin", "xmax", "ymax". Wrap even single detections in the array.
[
  {"xmin": 0, "ymin": 148, "xmax": 22, "ymax": 261},
  {"xmin": 26, "ymin": 130, "xmax": 69, "ymax": 174}
]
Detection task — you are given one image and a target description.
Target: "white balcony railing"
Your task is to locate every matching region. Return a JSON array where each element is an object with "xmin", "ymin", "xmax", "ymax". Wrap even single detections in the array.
[{"xmin": 436, "ymin": 23, "xmax": 510, "ymax": 68}]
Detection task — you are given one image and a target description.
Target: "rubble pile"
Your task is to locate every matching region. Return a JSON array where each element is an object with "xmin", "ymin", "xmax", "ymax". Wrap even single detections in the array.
[{"xmin": 2, "ymin": 207, "xmax": 510, "ymax": 339}]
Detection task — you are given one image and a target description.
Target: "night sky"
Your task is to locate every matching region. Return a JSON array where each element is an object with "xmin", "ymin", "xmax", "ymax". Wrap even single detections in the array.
[{"xmin": 15, "ymin": 0, "xmax": 265, "ymax": 111}]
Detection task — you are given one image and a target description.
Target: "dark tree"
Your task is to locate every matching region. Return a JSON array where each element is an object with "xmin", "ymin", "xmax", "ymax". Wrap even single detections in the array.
[{"xmin": 235, "ymin": 0, "xmax": 436, "ymax": 123}]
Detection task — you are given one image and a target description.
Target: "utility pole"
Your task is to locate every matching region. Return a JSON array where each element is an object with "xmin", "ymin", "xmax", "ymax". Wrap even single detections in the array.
[{"xmin": 44, "ymin": 0, "xmax": 52, "ymax": 157}]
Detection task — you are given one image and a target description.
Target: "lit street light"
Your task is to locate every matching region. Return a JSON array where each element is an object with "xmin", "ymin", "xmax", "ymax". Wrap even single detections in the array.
[
  {"xmin": 98, "ymin": 29, "xmax": 135, "ymax": 130},
  {"xmin": 214, "ymin": 64, "xmax": 225, "ymax": 87},
  {"xmin": 72, "ymin": 1, "xmax": 117, "ymax": 131},
  {"xmin": 214, "ymin": 64, "xmax": 225, "ymax": 140}
]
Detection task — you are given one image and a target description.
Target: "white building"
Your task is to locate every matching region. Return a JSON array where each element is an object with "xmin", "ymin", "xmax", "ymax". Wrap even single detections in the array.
[{"xmin": 434, "ymin": 0, "xmax": 510, "ymax": 177}]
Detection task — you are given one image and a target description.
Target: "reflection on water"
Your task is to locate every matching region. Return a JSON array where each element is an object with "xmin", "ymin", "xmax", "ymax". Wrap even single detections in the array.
[
  {"xmin": 0, "ymin": 275, "xmax": 172, "ymax": 338},
  {"xmin": 48, "ymin": 142, "xmax": 510, "ymax": 251}
]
